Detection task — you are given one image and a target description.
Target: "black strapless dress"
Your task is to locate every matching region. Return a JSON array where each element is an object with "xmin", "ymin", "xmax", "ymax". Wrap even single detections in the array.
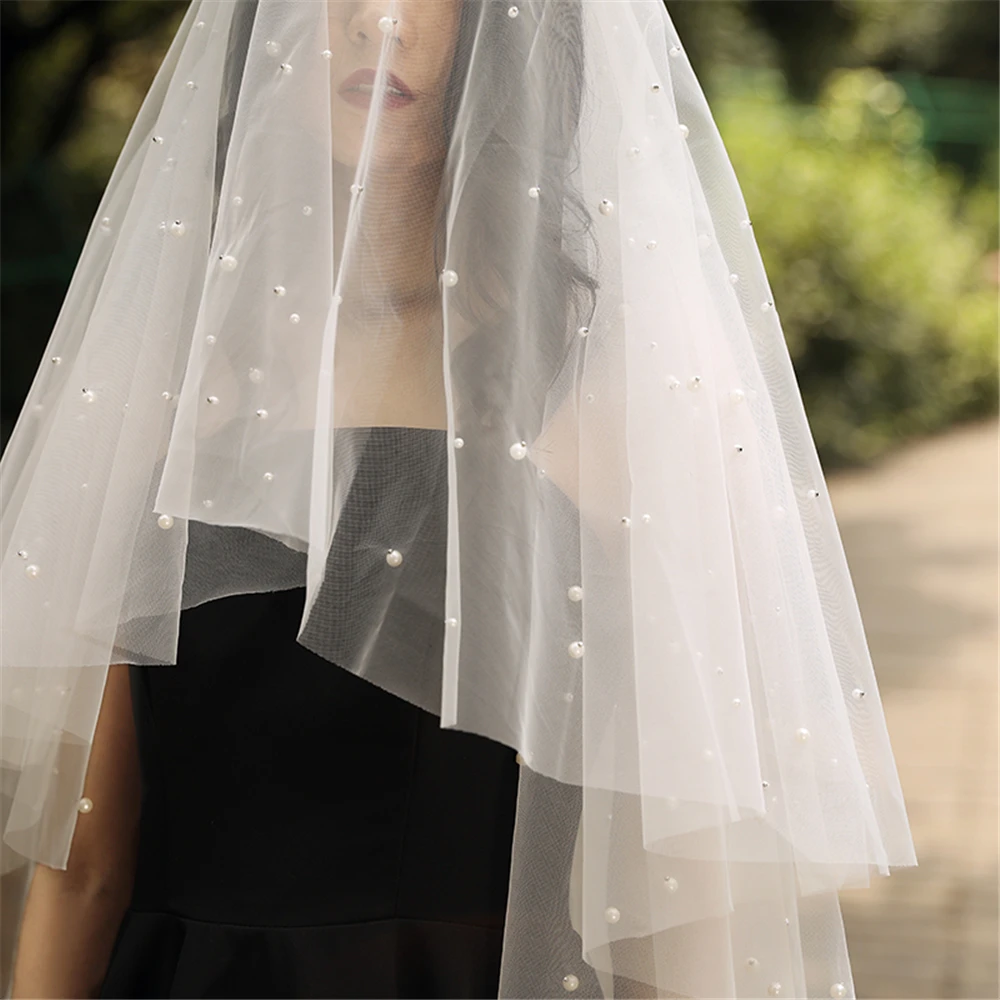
[{"xmin": 99, "ymin": 428, "xmax": 522, "ymax": 999}]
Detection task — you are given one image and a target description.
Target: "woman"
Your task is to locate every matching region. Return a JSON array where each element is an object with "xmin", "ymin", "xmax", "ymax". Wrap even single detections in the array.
[{"xmin": 1, "ymin": 2, "xmax": 916, "ymax": 998}]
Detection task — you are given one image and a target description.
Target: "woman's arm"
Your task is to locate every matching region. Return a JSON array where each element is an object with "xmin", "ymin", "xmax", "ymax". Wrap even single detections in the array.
[{"xmin": 11, "ymin": 664, "xmax": 142, "ymax": 999}]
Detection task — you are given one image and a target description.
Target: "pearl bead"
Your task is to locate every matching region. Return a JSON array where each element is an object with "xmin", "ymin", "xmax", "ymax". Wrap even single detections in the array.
[
  {"xmin": 830, "ymin": 983, "xmax": 848, "ymax": 998},
  {"xmin": 808, "ymin": 488, "xmax": 821, "ymax": 498},
  {"xmin": 202, "ymin": 499, "xmax": 214, "ymax": 509},
  {"xmin": 25, "ymin": 564, "xmax": 40, "ymax": 578},
  {"xmin": 265, "ymin": 40, "xmax": 280, "ymax": 56},
  {"xmin": 446, "ymin": 617, "xmax": 458, "ymax": 628},
  {"xmin": 730, "ymin": 388, "xmax": 745, "ymax": 403},
  {"xmin": 852, "ymin": 688, "xmax": 866, "ymax": 699},
  {"xmin": 669, "ymin": 45, "xmax": 682, "ymax": 57},
  {"xmin": 82, "ymin": 389, "xmax": 95, "ymax": 402},
  {"xmin": 732, "ymin": 697, "xmax": 742, "ymax": 707},
  {"xmin": 604, "ymin": 907, "xmax": 621, "ymax": 924},
  {"xmin": 687, "ymin": 375, "xmax": 702, "ymax": 391},
  {"xmin": 796, "ymin": 727, "xmax": 811, "ymax": 742},
  {"xmin": 768, "ymin": 984, "xmax": 782, "ymax": 997},
  {"xmin": 507, "ymin": 5, "xmax": 519, "ymax": 16},
  {"xmin": 650, "ymin": 83, "xmax": 661, "ymax": 93},
  {"xmin": 577, "ymin": 326, "xmax": 589, "ymax": 337},
  {"xmin": 186, "ymin": 80, "xmax": 197, "ymax": 89},
  {"xmin": 740, "ymin": 218, "xmax": 753, "ymax": 229},
  {"xmin": 378, "ymin": 15, "xmax": 397, "ymax": 33},
  {"xmin": 666, "ymin": 376, "xmax": 681, "ymax": 390},
  {"xmin": 289, "ymin": 313, "xmax": 301, "ymax": 324},
  {"xmin": 563, "ymin": 692, "xmax": 574, "ymax": 702},
  {"xmin": 206, "ymin": 335, "xmax": 216, "ymax": 345},
  {"xmin": 51, "ymin": 356, "xmax": 62, "ymax": 364},
  {"xmin": 263, "ymin": 472, "xmax": 274, "ymax": 482},
  {"xmin": 729, "ymin": 273, "xmax": 740, "ymax": 284},
  {"xmin": 747, "ymin": 957, "xmax": 759, "ymax": 968},
  {"xmin": 386, "ymin": 549, "xmax": 403, "ymax": 567},
  {"xmin": 99, "ymin": 217, "xmax": 111, "ymax": 232},
  {"xmin": 627, "ymin": 146, "xmax": 641, "ymax": 159},
  {"xmin": 232, "ymin": 195, "xmax": 243, "ymax": 207},
  {"xmin": 679, "ymin": 124, "xmax": 689, "ymax": 138},
  {"xmin": 567, "ymin": 585, "xmax": 583, "ymax": 602},
  {"xmin": 663, "ymin": 876, "xmax": 678, "ymax": 892},
  {"xmin": 350, "ymin": 183, "xmax": 364, "ymax": 195},
  {"xmin": 77, "ymin": 797, "xmax": 93, "ymax": 814},
  {"xmin": 255, "ymin": 408, "xmax": 268, "ymax": 419},
  {"xmin": 621, "ymin": 516, "xmax": 631, "ymax": 527},
  {"xmin": 17, "ymin": 550, "xmax": 27, "ymax": 559},
  {"xmin": 162, "ymin": 391, "xmax": 173, "ymax": 400},
  {"xmin": 515, "ymin": 752, "xmax": 526, "ymax": 765},
  {"xmin": 169, "ymin": 220, "xmax": 186, "ymax": 236},
  {"xmin": 509, "ymin": 441, "xmax": 527, "ymax": 460},
  {"xmin": 279, "ymin": 63, "xmax": 293, "ymax": 74},
  {"xmin": 301, "ymin": 204, "xmax": 312, "ymax": 215},
  {"xmin": 528, "ymin": 186, "xmax": 540, "ymax": 199},
  {"xmin": 207, "ymin": 395, "xmax": 219, "ymax": 405},
  {"xmin": 568, "ymin": 641, "xmax": 585, "ymax": 659},
  {"xmin": 158, "ymin": 514, "xmax": 174, "ymax": 530},
  {"xmin": 448, "ymin": 437, "xmax": 464, "ymax": 451},
  {"xmin": 321, "ymin": 49, "xmax": 332, "ymax": 60},
  {"xmin": 273, "ymin": 285, "xmax": 286, "ymax": 296},
  {"xmin": 248, "ymin": 368, "xmax": 263, "ymax": 383},
  {"xmin": 641, "ymin": 513, "xmax": 652, "ymax": 524},
  {"xmin": 585, "ymin": 393, "xmax": 595, "ymax": 403},
  {"xmin": 152, "ymin": 135, "xmax": 164, "ymax": 144},
  {"xmin": 598, "ymin": 199, "xmax": 614, "ymax": 216},
  {"xmin": 441, "ymin": 269, "xmax": 459, "ymax": 287},
  {"xmin": 219, "ymin": 254, "xmax": 238, "ymax": 271},
  {"xmin": 562, "ymin": 974, "xmax": 579, "ymax": 992},
  {"xmin": 762, "ymin": 300, "xmax": 773, "ymax": 312},
  {"xmin": 195, "ymin": 20, "xmax": 205, "ymax": 28}
]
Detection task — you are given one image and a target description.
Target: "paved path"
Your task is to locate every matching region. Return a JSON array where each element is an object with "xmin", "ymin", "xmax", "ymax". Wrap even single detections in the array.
[{"xmin": 829, "ymin": 418, "xmax": 998, "ymax": 1000}]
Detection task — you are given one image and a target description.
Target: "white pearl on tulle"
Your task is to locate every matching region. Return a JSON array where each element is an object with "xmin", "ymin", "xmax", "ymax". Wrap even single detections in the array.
[
  {"xmin": 666, "ymin": 376, "xmax": 681, "ymax": 390},
  {"xmin": 161, "ymin": 391, "xmax": 173, "ymax": 401},
  {"xmin": 650, "ymin": 83, "xmax": 661, "ymax": 93},
  {"xmin": 186, "ymin": 80, "xmax": 198, "ymax": 90},
  {"xmin": 279, "ymin": 63, "xmax": 293, "ymax": 75},
  {"xmin": 598, "ymin": 199, "xmax": 614, "ymax": 216},
  {"xmin": 157, "ymin": 221, "xmax": 167, "ymax": 233},
  {"xmin": 687, "ymin": 375, "xmax": 702, "ymax": 391},
  {"xmin": 386, "ymin": 549, "xmax": 403, "ymax": 568},
  {"xmin": 82, "ymin": 389, "xmax": 95, "ymax": 402},
  {"xmin": 577, "ymin": 326, "xmax": 589, "ymax": 337},
  {"xmin": 528, "ymin": 186, "xmax": 540, "ymax": 199},
  {"xmin": 568, "ymin": 641, "xmax": 585, "ymax": 659},
  {"xmin": 509, "ymin": 441, "xmax": 527, "ymax": 460},
  {"xmin": 852, "ymin": 688, "xmax": 866, "ymax": 699},
  {"xmin": 453, "ymin": 437, "xmax": 464, "ymax": 449},
  {"xmin": 646, "ymin": 240, "xmax": 658, "ymax": 250},
  {"xmin": 641, "ymin": 514, "xmax": 651, "ymax": 524},
  {"xmin": 663, "ymin": 876, "xmax": 679, "ymax": 892},
  {"xmin": 747, "ymin": 957, "xmax": 759, "ymax": 968},
  {"xmin": 604, "ymin": 907, "xmax": 621, "ymax": 924},
  {"xmin": 99, "ymin": 217, "xmax": 112, "ymax": 232},
  {"xmin": 265, "ymin": 40, "xmax": 280, "ymax": 56},
  {"xmin": 289, "ymin": 313, "xmax": 301, "ymax": 324},
  {"xmin": 808, "ymin": 488, "xmax": 821, "ymax": 498},
  {"xmin": 248, "ymin": 368, "xmax": 263, "ymax": 383},
  {"xmin": 795, "ymin": 727, "xmax": 811, "ymax": 742},
  {"xmin": 669, "ymin": 45, "xmax": 682, "ymax": 57},
  {"xmin": 441, "ymin": 269, "xmax": 459, "ymax": 287},
  {"xmin": 679, "ymin": 124, "xmax": 689, "ymax": 138},
  {"xmin": 627, "ymin": 146, "xmax": 641, "ymax": 159},
  {"xmin": 255, "ymin": 408, "xmax": 268, "ymax": 420},
  {"xmin": 17, "ymin": 550, "xmax": 27, "ymax": 559},
  {"xmin": 263, "ymin": 472, "xmax": 274, "ymax": 482},
  {"xmin": 762, "ymin": 300, "xmax": 774, "ymax": 312},
  {"xmin": 732, "ymin": 697, "xmax": 742, "ymax": 707},
  {"xmin": 321, "ymin": 49, "xmax": 332, "ymax": 60},
  {"xmin": 768, "ymin": 984, "xmax": 782, "ymax": 997},
  {"xmin": 563, "ymin": 691, "xmax": 574, "ymax": 703},
  {"xmin": 207, "ymin": 395, "xmax": 219, "ymax": 405},
  {"xmin": 830, "ymin": 984, "xmax": 848, "ymax": 998},
  {"xmin": 77, "ymin": 797, "xmax": 93, "ymax": 814},
  {"xmin": 219, "ymin": 255, "xmax": 238, "ymax": 271},
  {"xmin": 350, "ymin": 183, "xmax": 364, "ymax": 195},
  {"xmin": 25, "ymin": 564, "xmax": 40, "ymax": 579},
  {"xmin": 735, "ymin": 444, "xmax": 744, "ymax": 454},
  {"xmin": 51, "ymin": 355, "xmax": 62, "ymax": 365},
  {"xmin": 740, "ymin": 218, "xmax": 753, "ymax": 230},
  {"xmin": 169, "ymin": 220, "xmax": 186, "ymax": 236},
  {"xmin": 194, "ymin": 20, "xmax": 205, "ymax": 28},
  {"xmin": 507, "ymin": 5, "xmax": 519, "ymax": 17},
  {"xmin": 762, "ymin": 779, "xmax": 770, "ymax": 788},
  {"xmin": 152, "ymin": 135, "xmax": 164, "ymax": 144},
  {"xmin": 585, "ymin": 393, "xmax": 595, "ymax": 403},
  {"xmin": 273, "ymin": 285, "xmax": 286, "ymax": 296},
  {"xmin": 301, "ymin": 204, "xmax": 312, "ymax": 215},
  {"xmin": 232, "ymin": 195, "xmax": 243, "ymax": 207},
  {"xmin": 567, "ymin": 585, "xmax": 583, "ymax": 602},
  {"xmin": 729, "ymin": 273, "xmax": 740, "ymax": 284},
  {"xmin": 562, "ymin": 974, "xmax": 579, "ymax": 992},
  {"xmin": 158, "ymin": 514, "xmax": 174, "ymax": 530},
  {"xmin": 202, "ymin": 499, "xmax": 214, "ymax": 509},
  {"xmin": 206, "ymin": 335, "xmax": 216, "ymax": 345},
  {"xmin": 378, "ymin": 15, "xmax": 397, "ymax": 33},
  {"xmin": 730, "ymin": 388, "xmax": 745, "ymax": 404},
  {"xmin": 446, "ymin": 617, "xmax": 458, "ymax": 628}
]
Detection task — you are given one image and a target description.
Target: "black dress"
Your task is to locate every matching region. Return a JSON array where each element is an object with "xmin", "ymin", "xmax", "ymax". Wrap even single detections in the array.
[{"xmin": 99, "ymin": 430, "xmax": 522, "ymax": 999}]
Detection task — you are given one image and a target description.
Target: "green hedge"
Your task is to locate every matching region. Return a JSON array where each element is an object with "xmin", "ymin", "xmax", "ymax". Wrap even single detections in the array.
[{"xmin": 714, "ymin": 67, "xmax": 998, "ymax": 468}]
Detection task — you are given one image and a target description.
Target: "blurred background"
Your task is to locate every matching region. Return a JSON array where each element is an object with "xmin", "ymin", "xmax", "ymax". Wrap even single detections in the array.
[{"xmin": 1, "ymin": 1, "xmax": 997, "ymax": 997}]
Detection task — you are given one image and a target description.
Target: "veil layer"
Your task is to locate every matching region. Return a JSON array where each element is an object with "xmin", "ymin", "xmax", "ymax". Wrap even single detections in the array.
[{"xmin": 1, "ymin": 2, "xmax": 916, "ymax": 997}]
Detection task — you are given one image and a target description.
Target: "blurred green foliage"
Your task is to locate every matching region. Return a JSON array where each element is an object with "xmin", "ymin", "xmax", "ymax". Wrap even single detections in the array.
[{"xmin": 717, "ymin": 66, "xmax": 998, "ymax": 466}]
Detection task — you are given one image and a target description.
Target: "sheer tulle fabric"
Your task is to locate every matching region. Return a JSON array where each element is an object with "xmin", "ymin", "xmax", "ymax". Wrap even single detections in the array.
[{"xmin": 0, "ymin": 1, "xmax": 915, "ymax": 997}]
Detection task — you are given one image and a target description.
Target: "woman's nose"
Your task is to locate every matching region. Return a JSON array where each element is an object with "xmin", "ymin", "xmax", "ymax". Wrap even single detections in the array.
[{"xmin": 343, "ymin": 1, "xmax": 408, "ymax": 50}]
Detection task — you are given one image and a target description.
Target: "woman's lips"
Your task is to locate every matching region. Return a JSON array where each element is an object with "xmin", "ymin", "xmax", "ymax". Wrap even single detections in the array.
[{"xmin": 338, "ymin": 68, "xmax": 415, "ymax": 111}]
